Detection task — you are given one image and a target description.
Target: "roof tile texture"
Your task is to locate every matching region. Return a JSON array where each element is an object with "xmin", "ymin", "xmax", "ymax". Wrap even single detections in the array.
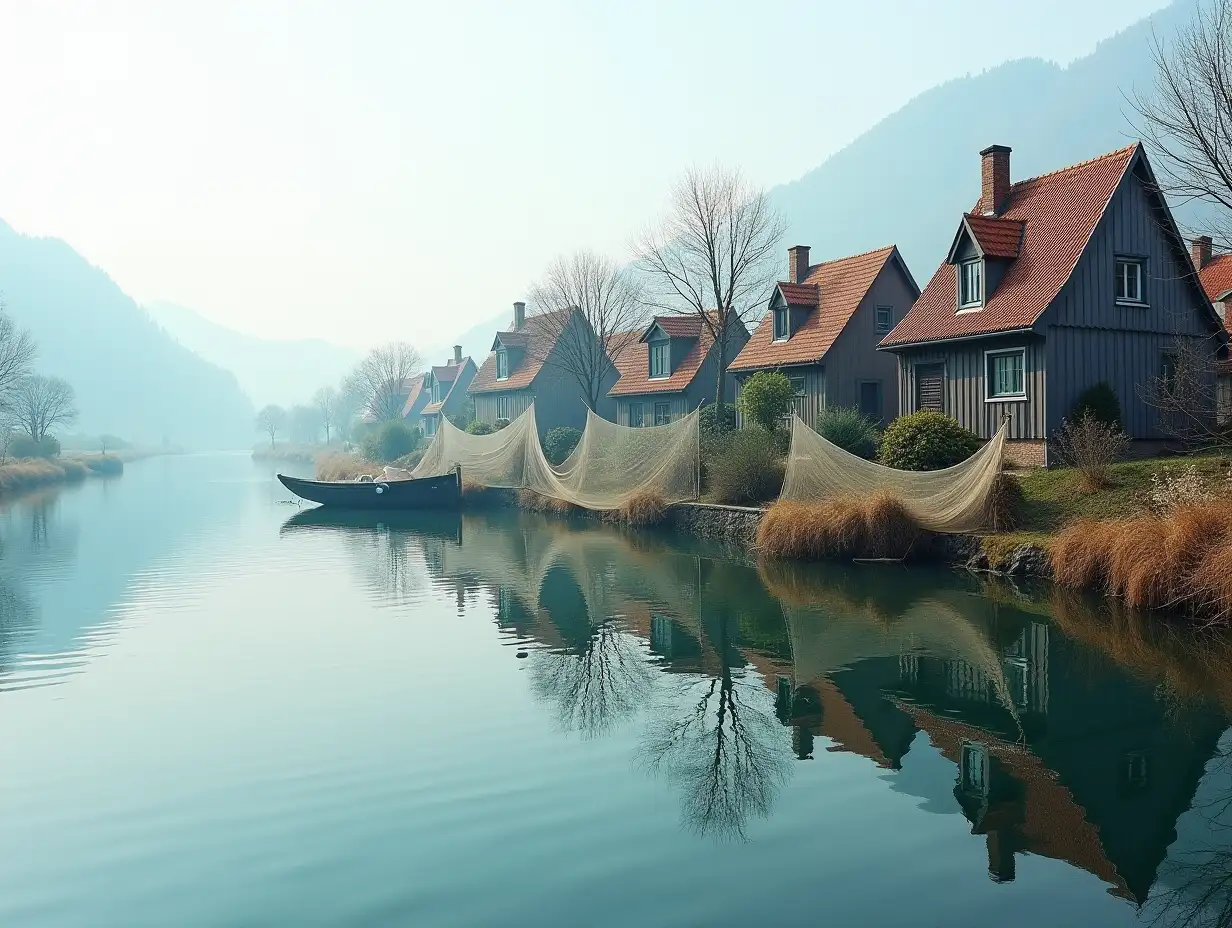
[
  {"xmin": 469, "ymin": 309, "xmax": 572, "ymax": 394},
  {"xmin": 964, "ymin": 213, "xmax": 1025, "ymax": 258},
  {"xmin": 1198, "ymin": 254, "xmax": 1232, "ymax": 335},
  {"xmin": 609, "ymin": 311, "xmax": 729, "ymax": 396}
]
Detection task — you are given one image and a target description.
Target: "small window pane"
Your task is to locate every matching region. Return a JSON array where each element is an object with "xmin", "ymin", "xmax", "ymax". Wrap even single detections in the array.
[
  {"xmin": 960, "ymin": 260, "xmax": 982, "ymax": 306},
  {"xmin": 987, "ymin": 351, "xmax": 1025, "ymax": 398},
  {"xmin": 649, "ymin": 340, "xmax": 669, "ymax": 378},
  {"xmin": 1116, "ymin": 260, "xmax": 1143, "ymax": 302},
  {"xmin": 629, "ymin": 403, "xmax": 644, "ymax": 427},
  {"xmin": 788, "ymin": 376, "xmax": 805, "ymax": 396},
  {"xmin": 773, "ymin": 309, "xmax": 789, "ymax": 340},
  {"xmin": 876, "ymin": 307, "xmax": 893, "ymax": 331},
  {"xmin": 654, "ymin": 402, "xmax": 671, "ymax": 425},
  {"xmin": 497, "ymin": 350, "xmax": 509, "ymax": 379}
]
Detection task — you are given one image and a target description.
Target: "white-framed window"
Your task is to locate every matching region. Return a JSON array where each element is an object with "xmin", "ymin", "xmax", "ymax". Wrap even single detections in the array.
[
  {"xmin": 959, "ymin": 259, "xmax": 983, "ymax": 308},
  {"xmin": 788, "ymin": 375, "xmax": 806, "ymax": 396},
  {"xmin": 496, "ymin": 349, "xmax": 509, "ymax": 380},
  {"xmin": 654, "ymin": 402, "xmax": 671, "ymax": 425},
  {"xmin": 961, "ymin": 743, "xmax": 990, "ymax": 796},
  {"xmin": 629, "ymin": 403, "xmax": 644, "ymax": 427},
  {"xmin": 1122, "ymin": 750, "xmax": 1150, "ymax": 792},
  {"xmin": 649, "ymin": 339, "xmax": 670, "ymax": 378},
  {"xmin": 497, "ymin": 395, "xmax": 511, "ymax": 419},
  {"xmin": 424, "ymin": 416, "xmax": 437, "ymax": 437},
  {"xmin": 1116, "ymin": 258, "xmax": 1144, "ymax": 304},
  {"xmin": 773, "ymin": 307, "xmax": 790, "ymax": 341},
  {"xmin": 431, "ymin": 378, "xmax": 440, "ymax": 403},
  {"xmin": 985, "ymin": 348, "xmax": 1026, "ymax": 401},
  {"xmin": 876, "ymin": 306, "xmax": 893, "ymax": 331}
]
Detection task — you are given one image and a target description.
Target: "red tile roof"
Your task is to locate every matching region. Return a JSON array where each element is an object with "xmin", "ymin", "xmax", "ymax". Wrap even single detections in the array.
[
  {"xmin": 882, "ymin": 145, "xmax": 1139, "ymax": 348},
  {"xmin": 469, "ymin": 308, "xmax": 572, "ymax": 394},
  {"xmin": 608, "ymin": 311, "xmax": 734, "ymax": 396},
  {"xmin": 729, "ymin": 245, "xmax": 900, "ymax": 370},
  {"xmin": 1198, "ymin": 253, "xmax": 1232, "ymax": 335},
  {"xmin": 399, "ymin": 374, "xmax": 426, "ymax": 419},
  {"xmin": 963, "ymin": 213, "xmax": 1025, "ymax": 258},
  {"xmin": 423, "ymin": 357, "xmax": 475, "ymax": 415}
]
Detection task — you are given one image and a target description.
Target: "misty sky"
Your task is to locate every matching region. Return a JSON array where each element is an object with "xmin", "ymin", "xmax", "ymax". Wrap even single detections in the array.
[{"xmin": 0, "ymin": 0, "xmax": 1169, "ymax": 350}]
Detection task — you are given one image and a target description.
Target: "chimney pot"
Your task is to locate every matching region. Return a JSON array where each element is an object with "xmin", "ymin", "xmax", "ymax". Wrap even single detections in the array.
[
  {"xmin": 453, "ymin": 344, "xmax": 462, "ymax": 365},
  {"xmin": 513, "ymin": 301, "xmax": 526, "ymax": 331},
  {"xmin": 1192, "ymin": 235, "xmax": 1214, "ymax": 270},
  {"xmin": 788, "ymin": 245, "xmax": 811, "ymax": 284},
  {"xmin": 979, "ymin": 144, "xmax": 1012, "ymax": 216}
]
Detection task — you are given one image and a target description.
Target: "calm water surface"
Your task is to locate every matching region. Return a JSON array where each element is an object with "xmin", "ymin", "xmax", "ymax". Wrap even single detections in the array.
[{"xmin": 0, "ymin": 453, "xmax": 1231, "ymax": 927}]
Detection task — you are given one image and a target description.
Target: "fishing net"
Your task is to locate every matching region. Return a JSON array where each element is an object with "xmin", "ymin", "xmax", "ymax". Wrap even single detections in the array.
[
  {"xmin": 780, "ymin": 415, "xmax": 1008, "ymax": 533},
  {"xmin": 412, "ymin": 404, "xmax": 700, "ymax": 510}
]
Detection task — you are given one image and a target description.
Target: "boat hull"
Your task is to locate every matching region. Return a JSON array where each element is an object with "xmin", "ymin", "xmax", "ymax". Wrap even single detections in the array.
[{"xmin": 277, "ymin": 470, "xmax": 461, "ymax": 510}]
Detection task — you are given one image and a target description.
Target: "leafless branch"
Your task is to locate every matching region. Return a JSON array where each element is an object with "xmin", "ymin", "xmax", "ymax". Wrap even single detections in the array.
[
  {"xmin": 347, "ymin": 342, "xmax": 423, "ymax": 423},
  {"xmin": 255, "ymin": 404, "xmax": 287, "ymax": 450},
  {"xmin": 312, "ymin": 385, "xmax": 339, "ymax": 444},
  {"xmin": 11, "ymin": 375, "xmax": 77, "ymax": 443},
  {"xmin": 1138, "ymin": 335, "xmax": 1230, "ymax": 451}
]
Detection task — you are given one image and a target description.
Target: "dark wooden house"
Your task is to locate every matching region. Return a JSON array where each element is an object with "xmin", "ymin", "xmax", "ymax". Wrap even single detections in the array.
[
  {"xmin": 468, "ymin": 301, "xmax": 616, "ymax": 434},
  {"xmin": 607, "ymin": 310, "xmax": 747, "ymax": 426},
  {"xmin": 880, "ymin": 143, "xmax": 1224, "ymax": 465},
  {"xmin": 728, "ymin": 244, "xmax": 919, "ymax": 428},
  {"xmin": 398, "ymin": 373, "xmax": 429, "ymax": 431},
  {"xmin": 419, "ymin": 346, "xmax": 477, "ymax": 437},
  {"xmin": 1192, "ymin": 235, "xmax": 1232, "ymax": 424}
]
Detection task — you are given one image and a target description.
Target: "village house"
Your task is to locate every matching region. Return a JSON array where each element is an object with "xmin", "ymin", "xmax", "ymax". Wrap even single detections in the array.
[
  {"xmin": 607, "ymin": 311, "xmax": 748, "ymax": 426},
  {"xmin": 1190, "ymin": 234, "xmax": 1232, "ymax": 423},
  {"xmin": 419, "ymin": 346, "xmax": 477, "ymax": 437},
  {"xmin": 397, "ymin": 373, "xmax": 429, "ymax": 431},
  {"xmin": 727, "ymin": 244, "xmax": 920, "ymax": 428},
  {"xmin": 880, "ymin": 143, "xmax": 1225, "ymax": 465},
  {"xmin": 468, "ymin": 301, "xmax": 616, "ymax": 434}
]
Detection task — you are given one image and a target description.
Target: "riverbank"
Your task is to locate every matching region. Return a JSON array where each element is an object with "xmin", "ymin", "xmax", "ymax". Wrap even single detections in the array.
[
  {"xmin": 253, "ymin": 444, "xmax": 324, "ymax": 465},
  {"xmin": 0, "ymin": 454, "xmax": 124, "ymax": 497}
]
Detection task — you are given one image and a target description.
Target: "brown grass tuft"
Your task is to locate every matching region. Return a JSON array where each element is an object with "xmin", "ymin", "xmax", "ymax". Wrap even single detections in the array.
[
  {"xmin": 461, "ymin": 479, "xmax": 487, "ymax": 496},
  {"xmin": 608, "ymin": 491, "xmax": 667, "ymax": 526},
  {"xmin": 516, "ymin": 488, "xmax": 575, "ymax": 515},
  {"xmin": 984, "ymin": 472, "xmax": 1024, "ymax": 532},
  {"xmin": 756, "ymin": 492, "xmax": 925, "ymax": 561},
  {"xmin": 316, "ymin": 452, "xmax": 377, "ymax": 481}
]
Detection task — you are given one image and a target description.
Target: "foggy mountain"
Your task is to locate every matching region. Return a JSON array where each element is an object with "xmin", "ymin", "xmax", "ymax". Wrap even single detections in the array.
[
  {"xmin": 0, "ymin": 219, "xmax": 253, "ymax": 448},
  {"xmin": 145, "ymin": 300, "xmax": 359, "ymax": 408},
  {"xmin": 770, "ymin": 0, "xmax": 1203, "ymax": 279}
]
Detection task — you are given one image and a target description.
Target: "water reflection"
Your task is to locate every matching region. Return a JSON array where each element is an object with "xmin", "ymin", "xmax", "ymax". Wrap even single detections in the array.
[{"xmin": 287, "ymin": 507, "xmax": 1232, "ymax": 908}]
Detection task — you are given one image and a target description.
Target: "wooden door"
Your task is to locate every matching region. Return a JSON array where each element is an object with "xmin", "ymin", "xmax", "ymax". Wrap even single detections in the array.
[{"xmin": 915, "ymin": 363, "xmax": 944, "ymax": 413}]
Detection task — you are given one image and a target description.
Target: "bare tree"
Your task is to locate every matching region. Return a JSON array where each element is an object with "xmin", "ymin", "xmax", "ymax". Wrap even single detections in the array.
[
  {"xmin": 1133, "ymin": 0, "xmax": 1232, "ymax": 244},
  {"xmin": 312, "ymin": 385, "xmax": 339, "ymax": 444},
  {"xmin": 636, "ymin": 165, "xmax": 786, "ymax": 432},
  {"xmin": 0, "ymin": 302, "xmax": 36, "ymax": 410},
  {"xmin": 347, "ymin": 342, "xmax": 423, "ymax": 423},
  {"xmin": 1139, "ymin": 335, "xmax": 1228, "ymax": 450},
  {"xmin": 11, "ymin": 375, "xmax": 77, "ymax": 443},
  {"xmin": 255, "ymin": 404, "xmax": 287, "ymax": 450},
  {"xmin": 289, "ymin": 404, "xmax": 323, "ymax": 444},
  {"xmin": 527, "ymin": 251, "xmax": 647, "ymax": 411}
]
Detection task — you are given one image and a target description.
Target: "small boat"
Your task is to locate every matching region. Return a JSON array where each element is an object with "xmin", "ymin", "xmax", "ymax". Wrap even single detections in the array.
[{"xmin": 277, "ymin": 468, "xmax": 461, "ymax": 511}]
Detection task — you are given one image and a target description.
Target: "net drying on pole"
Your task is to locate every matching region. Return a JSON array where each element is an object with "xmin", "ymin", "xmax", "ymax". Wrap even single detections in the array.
[
  {"xmin": 779, "ymin": 415, "xmax": 1008, "ymax": 534},
  {"xmin": 412, "ymin": 404, "xmax": 701, "ymax": 509}
]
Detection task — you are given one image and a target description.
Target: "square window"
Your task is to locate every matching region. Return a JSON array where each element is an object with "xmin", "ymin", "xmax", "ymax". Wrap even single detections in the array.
[
  {"xmin": 1116, "ymin": 259, "xmax": 1144, "ymax": 303},
  {"xmin": 496, "ymin": 350, "xmax": 509, "ymax": 380},
  {"xmin": 959, "ymin": 260, "xmax": 983, "ymax": 307},
  {"xmin": 649, "ymin": 340, "xmax": 669, "ymax": 378},
  {"xmin": 654, "ymin": 402, "xmax": 671, "ymax": 425},
  {"xmin": 986, "ymin": 350, "xmax": 1026, "ymax": 399},
  {"xmin": 773, "ymin": 308, "xmax": 790, "ymax": 341},
  {"xmin": 788, "ymin": 375, "xmax": 805, "ymax": 396},
  {"xmin": 876, "ymin": 306, "xmax": 893, "ymax": 331},
  {"xmin": 629, "ymin": 403, "xmax": 644, "ymax": 427}
]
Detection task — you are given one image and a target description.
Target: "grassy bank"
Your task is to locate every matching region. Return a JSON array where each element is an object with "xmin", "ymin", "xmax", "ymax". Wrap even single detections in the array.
[{"xmin": 0, "ymin": 453, "xmax": 124, "ymax": 496}]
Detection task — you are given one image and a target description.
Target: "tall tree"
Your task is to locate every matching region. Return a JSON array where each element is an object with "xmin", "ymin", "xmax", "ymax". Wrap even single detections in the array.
[
  {"xmin": 289, "ymin": 404, "xmax": 323, "ymax": 444},
  {"xmin": 0, "ymin": 303, "xmax": 36, "ymax": 412},
  {"xmin": 312, "ymin": 385, "xmax": 339, "ymax": 444},
  {"xmin": 12, "ymin": 375, "xmax": 77, "ymax": 443},
  {"xmin": 347, "ymin": 342, "xmax": 422, "ymax": 423},
  {"xmin": 636, "ymin": 165, "xmax": 785, "ymax": 432},
  {"xmin": 527, "ymin": 250, "xmax": 647, "ymax": 411},
  {"xmin": 1134, "ymin": 0, "xmax": 1232, "ymax": 243},
  {"xmin": 255, "ymin": 404, "xmax": 287, "ymax": 450}
]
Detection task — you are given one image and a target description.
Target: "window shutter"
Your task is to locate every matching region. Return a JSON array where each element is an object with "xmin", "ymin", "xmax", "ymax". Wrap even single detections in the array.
[{"xmin": 916, "ymin": 364, "xmax": 944, "ymax": 412}]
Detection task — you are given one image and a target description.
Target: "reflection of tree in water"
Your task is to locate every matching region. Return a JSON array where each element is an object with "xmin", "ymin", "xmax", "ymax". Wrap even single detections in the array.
[
  {"xmin": 345, "ymin": 526, "xmax": 427, "ymax": 604},
  {"xmin": 0, "ymin": 577, "xmax": 36, "ymax": 675},
  {"xmin": 530, "ymin": 623, "xmax": 657, "ymax": 738},
  {"xmin": 640, "ymin": 613, "xmax": 792, "ymax": 842}
]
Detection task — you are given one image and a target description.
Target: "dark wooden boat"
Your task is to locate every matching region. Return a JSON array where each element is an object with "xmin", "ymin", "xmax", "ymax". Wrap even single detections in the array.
[
  {"xmin": 279, "ymin": 507, "xmax": 463, "ymax": 543},
  {"xmin": 277, "ymin": 468, "xmax": 461, "ymax": 510}
]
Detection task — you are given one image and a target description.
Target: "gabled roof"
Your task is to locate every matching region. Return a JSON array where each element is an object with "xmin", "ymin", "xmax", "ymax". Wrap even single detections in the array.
[
  {"xmin": 883, "ymin": 144, "xmax": 1147, "ymax": 348},
  {"xmin": 399, "ymin": 373, "xmax": 427, "ymax": 419},
  {"xmin": 952, "ymin": 213, "xmax": 1025, "ymax": 260},
  {"xmin": 609, "ymin": 311, "xmax": 734, "ymax": 397},
  {"xmin": 432, "ymin": 363, "xmax": 460, "ymax": 383},
  {"xmin": 1198, "ymin": 253, "xmax": 1232, "ymax": 335},
  {"xmin": 729, "ymin": 245, "xmax": 907, "ymax": 370},
  {"xmin": 422, "ymin": 357, "xmax": 475, "ymax": 416},
  {"xmin": 470, "ymin": 308, "xmax": 573, "ymax": 394}
]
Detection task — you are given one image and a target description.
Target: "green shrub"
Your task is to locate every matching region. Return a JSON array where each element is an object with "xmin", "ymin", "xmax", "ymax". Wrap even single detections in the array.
[
  {"xmin": 699, "ymin": 402, "xmax": 737, "ymax": 438},
  {"xmin": 543, "ymin": 426, "xmax": 582, "ymax": 465},
  {"xmin": 1071, "ymin": 382, "xmax": 1122, "ymax": 429},
  {"xmin": 391, "ymin": 449, "xmax": 425, "ymax": 471},
  {"xmin": 736, "ymin": 371, "xmax": 795, "ymax": 432},
  {"xmin": 495, "ymin": 418, "xmax": 511, "ymax": 431},
  {"xmin": 815, "ymin": 406, "xmax": 880, "ymax": 459},
  {"xmin": 705, "ymin": 428, "xmax": 784, "ymax": 505},
  {"xmin": 878, "ymin": 410, "xmax": 981, "ymax": 471},
  {"xmin": 466, "ymin": 420, "xmax": 495, "ymax": 436},
  {"xmin": 360, "ymin": 420, "xmax": 421, "ymax": 463},
  {"xmin": 10, "ymin": 434, "xmax": 61, "ymax": 459}
]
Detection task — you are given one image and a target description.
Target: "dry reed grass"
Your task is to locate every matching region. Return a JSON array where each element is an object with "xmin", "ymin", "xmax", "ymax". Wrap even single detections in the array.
[
  {"xmin": 1050, "ymin": 500, "xmax": 1232, "ymax": 621},
  {"xmin": 516, "ymin": 488, "xmax": 575, "ymax": 515},
  {"xmin": 0, "ymin": 458, "xmax": 89, "ymax": 495},
  {"xmin": 984, "ymin": 472, "xmax": 1024, "ymax": 532},
  {"xmin": 607, "ymin": 491, "xmax": 667, "ymax": 526},
  {"xmin": 315, "ymin": 452, "xmax": 376, "ymax": 481},
  {"xmin": 755, "ymin": 491, "xmax": 925, "ymax": 561}
]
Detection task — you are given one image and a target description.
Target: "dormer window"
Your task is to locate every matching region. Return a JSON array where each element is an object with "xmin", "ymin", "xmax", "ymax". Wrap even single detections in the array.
[
  {"xmin": 773, "ymin": 307, "xmax": 790, "ymax": 341},
  {"xmin": 431, "ymin": 378, "xmax": 441, "ymax": 403},
  {"xmin": 649, "ymin": 338, "xmax": 669, "ymax": 378},
  {"xmin": 496, "ymin": 349, "xmax": 509, "ymax": 380},
  {"xmin": 959, "ymin": 259, "xmax": 983, "ymax": 308}
]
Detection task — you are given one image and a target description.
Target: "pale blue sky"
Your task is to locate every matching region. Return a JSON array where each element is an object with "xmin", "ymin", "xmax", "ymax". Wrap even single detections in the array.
[{"xmin": 0, "ymin": 0, "xmax": 1170, "ymax": 349}]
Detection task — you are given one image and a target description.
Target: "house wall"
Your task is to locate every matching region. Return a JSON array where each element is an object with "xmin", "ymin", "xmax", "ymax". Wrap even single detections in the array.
[
  {"xmin": 616, "ymin": 394, "xmax": 690, "ymax": 426},
  {"xmin": 441, "ymin": 361, "xmax": 477, "ymax": 423},
  {"xmin": 893, "ymin": 336, "xmax": 1046, "ymax": 441},
  {"xmin": 826, "ymin": 259, "xmax": 915, "ymax": 421},
  {"xmin": 474, "ymin": 388, "xmax": 534, "ymax": 427},
  {"xmin": 1042, "ymin": 170, "xmax": 1220, "ymax": 438},
  {"xmin": 735, "ymin": 363, "xmax": 826, "ymax": 430}
]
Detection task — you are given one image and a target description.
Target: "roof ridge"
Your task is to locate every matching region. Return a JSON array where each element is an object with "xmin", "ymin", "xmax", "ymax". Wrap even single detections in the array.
[
  {"xmin": 1009, "ymin": 142, "xmax": 1139, "ymax": 190},
  {"xmin": 811, "ymin": 243, "xmax": 897, "ymax": 269}
]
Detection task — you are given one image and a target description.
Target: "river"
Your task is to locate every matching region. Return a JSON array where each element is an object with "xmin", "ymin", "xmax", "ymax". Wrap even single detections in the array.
[{"xmin": 0, "ymin": 452, "xmax": 1229, "ymax": 927}]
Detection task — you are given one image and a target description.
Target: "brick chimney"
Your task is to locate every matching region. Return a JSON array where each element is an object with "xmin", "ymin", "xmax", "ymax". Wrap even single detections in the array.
[
  {"xmin": 979, "ymin": 145, "xmax": 1012, "ymax": 216},
  {"xmin": 513, "ymin": 301, "xmax": 526, "ymax": 330},
  {"xmin": 788, "ymin": 245, "xmax": 811, "ymax": 284},
  {"xmin": 452, "ymin": 345, "xmax": 462, "ymax": 365},
  {"xmin": 1192, "ymin": 235, "xmax": 1213, "ymax": 269}
]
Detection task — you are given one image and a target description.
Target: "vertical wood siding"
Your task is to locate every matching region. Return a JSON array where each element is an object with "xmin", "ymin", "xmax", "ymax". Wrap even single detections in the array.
[{"xmin": 735, "ymin": 364, "xmax": 826, "ymax": 429}]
